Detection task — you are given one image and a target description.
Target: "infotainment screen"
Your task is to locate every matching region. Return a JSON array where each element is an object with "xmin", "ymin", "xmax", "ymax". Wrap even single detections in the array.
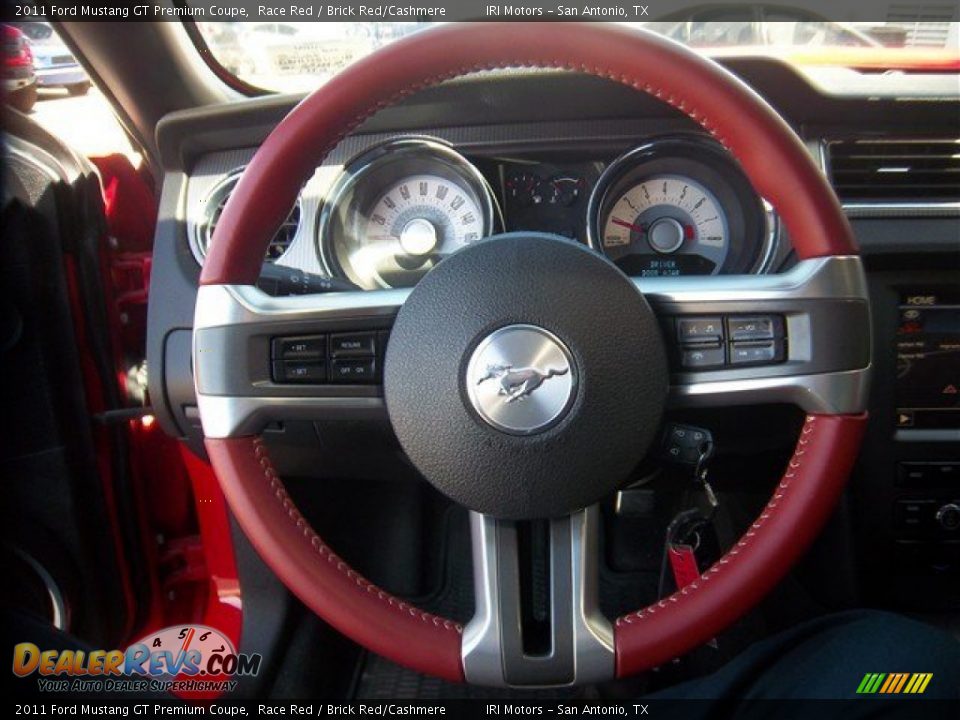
[{"xmin": 896, "ymin": 289, "xmax": 960, "ymax": 429}]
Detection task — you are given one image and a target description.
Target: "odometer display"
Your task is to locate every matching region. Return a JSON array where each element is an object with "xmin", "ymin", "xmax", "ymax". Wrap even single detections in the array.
[{"xmin": 616, "ymin": 254, "xmax": 717, "ymax": 278}]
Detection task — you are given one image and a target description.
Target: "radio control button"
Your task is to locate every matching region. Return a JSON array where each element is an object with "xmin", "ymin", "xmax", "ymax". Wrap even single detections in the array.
[
  {"xmin": 727, "ymin": 315, "xmax": 782, "ymax": 342},
  {"xmin": 677, "ymin": 317, "xmax": 724, "ymax": 343},
  {"xmin": 730, "ymin": 341, "xmax": 784, "ymax": 365},
  {"xmin": 681, "ymin": 345, "xmax": 725, "ymax": 369}
]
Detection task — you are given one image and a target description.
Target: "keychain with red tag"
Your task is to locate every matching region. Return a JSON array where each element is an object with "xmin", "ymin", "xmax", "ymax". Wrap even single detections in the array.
[
  {"xmin": 666, "ymin": 537, "xmax": 719, "ymax": 649},
  {"xmin": 658, "ymin": 437, "xmax": 722, "ymax": 650},
  {"xmin": 667, "ymin": 542, "xmax": 702, "ymax": 589}
]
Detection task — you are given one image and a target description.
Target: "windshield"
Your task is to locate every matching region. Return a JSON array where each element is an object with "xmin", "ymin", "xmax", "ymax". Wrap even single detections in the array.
[
  {"xmin": 195, "ymin": 22, "xmax": 426, "ymax": 93},
  {"xmin": 194, "ymin": 20, "xmax": 960, "ymax": 94}
]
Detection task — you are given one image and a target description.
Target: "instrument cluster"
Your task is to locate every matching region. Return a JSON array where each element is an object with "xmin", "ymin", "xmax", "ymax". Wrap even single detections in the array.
[{"xmin": 195, "ymin": 135, "xmax": 779, "ymax": 291}]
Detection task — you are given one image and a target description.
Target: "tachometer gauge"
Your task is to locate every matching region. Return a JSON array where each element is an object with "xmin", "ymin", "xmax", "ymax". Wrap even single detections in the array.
[
  {"xmin": 588, "ymin": 136, "xmax": 775, "ymax": 276},
  {"xmin": 601, "ymin": 175, "xmax": 728, "ymax": 275},
  {"xmin": 319, "ymin": 138, "xmax": 500, "ymax": 290}
]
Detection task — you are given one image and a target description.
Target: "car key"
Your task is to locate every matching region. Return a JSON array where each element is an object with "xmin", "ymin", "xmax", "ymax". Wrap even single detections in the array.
[{"xmin": 661, "ymin": 422, "xmax": 715, "ymax": 468}]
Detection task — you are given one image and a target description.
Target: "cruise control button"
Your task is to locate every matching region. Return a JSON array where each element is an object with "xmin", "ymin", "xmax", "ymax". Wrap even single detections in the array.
[
  {"xmin": 677, "ymin": 317, "xmax": 724, "ymax": 343},
  {"xmin": 330, "ymin": 358, "xmax": 376, "ymax": 383},
  {"xmin": 330, "ymin": 332, "xmax": 376, "ymax": 357},
  {"xmin": 272, "ymin": 335, "xmax": 326, "ymax": 360},
  {"xmin": 273, "ymin": 360, "xmax": 326, "ymax": 384},
  {"xmin": 727, "ymin": 315, "xmax": 782, "ymax": 342},
  {"xmin": 729, "ymin": 341, "xmax": 782, "ymax": 365},
  {"xmin": 681, "ymin": 344, "xmax": 725, "ymax": 369}
]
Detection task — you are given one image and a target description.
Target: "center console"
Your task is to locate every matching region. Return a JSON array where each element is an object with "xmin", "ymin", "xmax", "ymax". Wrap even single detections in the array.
[{"xmin": 855, "ymin": 270, "xmax": 960, "ymax": 610}]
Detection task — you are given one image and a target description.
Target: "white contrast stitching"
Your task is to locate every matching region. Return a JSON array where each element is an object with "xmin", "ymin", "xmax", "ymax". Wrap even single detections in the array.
[{"xmin": 248, "ymin": 437, "xmax": 463, "ymax": 634}]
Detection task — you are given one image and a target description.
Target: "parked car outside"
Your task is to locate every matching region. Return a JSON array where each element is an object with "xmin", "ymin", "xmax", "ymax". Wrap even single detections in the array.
[
  {"xmin": 2, "ymin": 24, "xmax": 37, "ymax": 112},
  {"xmin": 643, "ymin": 5, "xmax": 879, "ymax": 48},
  {"xmin": 14, "ymin": 20, "xmax": 90, "ymax": 96}
]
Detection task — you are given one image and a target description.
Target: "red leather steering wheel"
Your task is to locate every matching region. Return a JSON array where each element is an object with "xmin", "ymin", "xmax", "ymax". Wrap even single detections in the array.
[{"xmin": 194, "ymin": 23, "xmax": 869, "ymax": 685}]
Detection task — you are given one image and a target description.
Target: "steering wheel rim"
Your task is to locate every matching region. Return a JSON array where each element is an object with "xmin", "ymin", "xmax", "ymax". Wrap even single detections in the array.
[{"xmin": 195, "ymin": 22, "xmax": 868, "ymax": 685}]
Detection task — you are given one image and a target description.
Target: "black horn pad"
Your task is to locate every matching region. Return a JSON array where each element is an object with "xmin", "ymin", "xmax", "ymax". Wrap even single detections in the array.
[{"xmin": 384, "ymin": 233, "xmax": 668, "ymax": 519}]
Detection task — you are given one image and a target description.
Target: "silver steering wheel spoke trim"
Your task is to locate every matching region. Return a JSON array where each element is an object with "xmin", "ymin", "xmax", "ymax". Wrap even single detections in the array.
[
  {"xmin": 461, "ymin": 506, "xmax": 614, "ymax": 687},
  {"xmin": 193, "ymin": 255, "xmax": 870, "ymax": 439}
]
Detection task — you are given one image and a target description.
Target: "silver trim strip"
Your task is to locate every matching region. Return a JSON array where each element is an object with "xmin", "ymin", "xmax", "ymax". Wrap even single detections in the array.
[
  {"xmin": 196, "ymin": 255, "xmax": 863, "ymax": 329},
  {"xmin": 195, "ymin": 395, "xmax": 386, "ymax": 440},
  {"xmin": 194, "ymin": 255, "xmax": 869, "ymax": 437},
  {"xmin": 194, "ymin": 284, "xmax": 410, "ymax": 330},
  {"xmin": 842, "ymin": 202, "xmax": 960, "ymax": 219},
  {"xmin": 670, "ymin": 368, "xmax": 870, "ymax": 415},
  {"xmin": 460, "ymin": 512, "xmax": 506, "ymax": 685},
  {"xmin": 461, "ymin": 507, "xmax": 614, "ymax": 687}
]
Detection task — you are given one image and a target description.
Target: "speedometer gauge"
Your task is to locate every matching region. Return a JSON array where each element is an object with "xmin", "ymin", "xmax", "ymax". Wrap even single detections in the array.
[
  {"xmin": 588, "ymin": 136, "xmax": 776, "ymax": 276},
  {"xmin": 364, "ymin": 174, "xmax": 485, "ymax": 258},
  {"xmin": 318, "ymin": 138, "xmax": 500, "ymax": 290}
]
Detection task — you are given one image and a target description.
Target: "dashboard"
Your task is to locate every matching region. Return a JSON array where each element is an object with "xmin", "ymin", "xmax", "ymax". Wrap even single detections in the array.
[{"xmin": 186, "ymin": 132, "xmax": 780, "ymax": 291}]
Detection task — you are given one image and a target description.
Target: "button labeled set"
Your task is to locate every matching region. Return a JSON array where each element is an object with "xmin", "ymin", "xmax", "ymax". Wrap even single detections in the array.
[{"xmin": 271, "ymin": 332, "xmax": 380, "ymax": 384}]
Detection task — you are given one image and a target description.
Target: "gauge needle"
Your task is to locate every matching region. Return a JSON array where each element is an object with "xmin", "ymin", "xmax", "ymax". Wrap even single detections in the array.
[{"xmin": 611, "ymin": 218, "xmax": 647, "ymax": 233}]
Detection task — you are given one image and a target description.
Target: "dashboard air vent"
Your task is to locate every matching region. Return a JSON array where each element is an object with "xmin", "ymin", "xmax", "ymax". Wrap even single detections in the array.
[
  {"xmin": 827, "ymin": 138, "xmax": 960, "ymax": 203},
  {"xmin": 195, "ymin": 172, "xmax": 300, "ymax": 262}
]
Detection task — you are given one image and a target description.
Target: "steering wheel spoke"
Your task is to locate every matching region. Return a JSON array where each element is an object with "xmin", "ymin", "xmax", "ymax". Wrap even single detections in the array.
[
  {"xmin": 462, "ymin": 506, "xmax": 614, "ymax": 687},
  {"xmin": 194, "ymin": 254, "xmax": 870, "ymax": 440},
  {"xmin": 638, "ymin": 255, "xmax": 871, "ymax": 415},
  {"xmin": 193, "ymin": 284, "xmax": 409, "ymax": 438}
]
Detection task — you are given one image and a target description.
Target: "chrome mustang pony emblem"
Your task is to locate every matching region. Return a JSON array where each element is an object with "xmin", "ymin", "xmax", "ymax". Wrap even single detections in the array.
[
  {"xmin": 466, "ymin": 324, "xmax": 576, "ymax": 435},
  {"xmin": 476, "ymin": 363, "xmax": 570, "ymax": 403}
]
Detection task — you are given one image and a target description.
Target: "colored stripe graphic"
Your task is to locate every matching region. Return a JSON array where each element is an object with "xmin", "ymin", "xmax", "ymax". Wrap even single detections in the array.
[
  {"xmin": 892, "ymin": 673, "xmax": 909, "ymax": 693},
  {"xmin": 906, "ymin": 673, "xmax": 933, "ymax": 693},
  {"xmin": 857, "ymin": 673, "xmax": 932, "ymax": 694},
  {"xmin": 879, "ymin": 674, "xmax": 896, "ymax": 693}
]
